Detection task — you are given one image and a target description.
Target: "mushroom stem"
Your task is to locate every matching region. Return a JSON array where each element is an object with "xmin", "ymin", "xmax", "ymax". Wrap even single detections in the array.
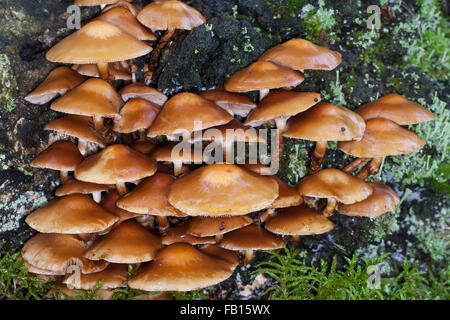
[
  {"xmin": 343, "ymin": 157, "xmax": 371, "ymax": 174},
  {"xmin": 259, "ymin": 89, "xmax": 270, "ymax": 101},
  {"xmin": 310, "ymin": 141, "xmax": 328, "ymax": 174},
  {"xmin": 290, "ymin": 235, "xmax": 300, "ymax": 245},
  {"xmin": 60, "ymin": 170, "xmax": 70, "ymax": 183},
  {"xmin": 173, "ymin": 160, "xmax": 183, "ymax": 177},
  {"xmin": 156, "ymin": 216, "xmax": 170, "ymax": 233},
  {"xmin": 97, "ymin": 62, "xmax": 110, "ymax": 80},
  {"xmin": 116, "ymin": 182, "xmax": 127, "ymax": 196},
  {"xmin": 257, "ymin": 208, "xmax": 274, "ymax": 223},
  {"xmin": 77, "ymin": 139, "xmax": 87, "ymax": 156},
  {"xmin": 243, "ymin": 249, "xmax": 254, "ymax": 265},
  {"xmin": 357, "ymin": 157, "xmax": 383, "ymax": 180},
  {"xmin": 322, "ymin": 198, "xmax": 337, "ymax": 217},
  {"xmin": 148, "ymin": 28, "xmax": 176, "ymax": 79},
  {"xmin": 130, "ymin": 61, "xmax": 137, "ymax": 83},
  {"xmin": 214, "ymin": 234, "xmax": 223, "ymax": 242},
  {"xmin": 93, "ymin": 116, "xmax": 106, "ymax": 134},
  {"xmin": 92, "ymin": 191, "xmax": 102, "ymax": 203}
]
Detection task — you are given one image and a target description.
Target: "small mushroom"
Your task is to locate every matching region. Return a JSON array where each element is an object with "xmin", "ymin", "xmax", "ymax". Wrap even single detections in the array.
[
  {"xmin": 72, "ymin": 62, "xmax": 132, "ymax": 81},
  {"xmin": 62, "ymin": 263, "xmax": 128, "ymax": 290},
  {"xmin": 218, "ymin": 224, "xmax": 286, "ymax": 264},
  {"xmin": 21, "ymin": 233, "xmax": 108, "ymax": 275},
  {"xmin": 162, "ymin": 222, "xmax": 216, "ymax": 245},
  {"xmin": 75, "ymin": 144, "xmax": 157, "ymax": 195},
  {"xmin": 186, "ymin": 216, "xmax": 253, "ymax": 242},
  {"xmin": 100, "ymin": 190, "xmax": 138, "ymax": 230},
  {"xmin": 55, "ymin": 180, "xmax": 108, "ymax": 203},
  {"xmin": 119, "ymin": 83, "xmax": 168, "ymax": 107},
  {"xmin": 168, "ymin": 164, "xmax": 279, "ymax": 216},
  {"xmin": 200, "ymin": 245, "xmax": 239, "ymax": 270},
  {"xmin": 25, "ymin": 194, "xmax": 118, "ymax": 234},
  {"xmin": 355, "ymin": 94, "xmax": 437, "ymax": 125},
  {"xmin": 199, "ymin": 88, "xmax": 257, "ymax": 117},
  {"xmin": 46, "ymin": 20, "xmax": 152, "ymax": 80},
  {"xmin": 337, "ymin": 182, "xmax": 400, "ymax": 218},
  {"xmin": 24, "ymin": 67, "xmax": 86, "ymax": 105},
  {"xmin": 128, "ymin": 243, "xmax": 234, "ymax": 292},
  {"xmin": 296, "ymin": 168, "xmax": 373, "ymax": 217},
  {"xmin": 84, "ymin": 220, "xmax": 162, "ymax": 264},
  {"xmin": 339, "ymin": 118, "xmax": 426, "ymax": 179},
  {"xmin": 147, "ymin": 92, "xmax": 233, "ymax": 141},
  {"xmin": 265, "ymin": 205, "xmax": 334, "ymax": 244},
  {"xmin": 31, "ymin": 140, "xmax": 83, "ymax": 183},
  {"xmin": 44, "ymin": 115, "xmax": 106, "ymax": 156},
  {"xmin": 224, "ymin": 61, "xmax": 304, "ymax": 100},
  {"xmin": 283, "ymin": 102, "xmax": 366, "ymax": 173},
  {"xmin": 259, "ymin": 38, "xmax": 342, "ymax": 72}
]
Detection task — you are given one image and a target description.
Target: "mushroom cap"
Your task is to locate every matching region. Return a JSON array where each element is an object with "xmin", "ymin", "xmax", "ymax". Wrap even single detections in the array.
[
  {"xmin": 116, "ymin": 173, "xmax": 185, "ymax": 216},
  {"xmin": 31, "ymin": 141, "xmax": 83, "ymax": 171},
  {"xmin": 355, "ymin": 94, "xmax": 437, "ymax": 125},
  {"xmin": 21, "ymin": 233, "xmax": 108, "ymax": 274},
  {"xmin": 128, "ymin": 243, "xmax": 233, "ymax": 291},
  {"xmin": 245, "ymin": 90, "xmax": 321, "ymax": 127},
  {"xmin": 130, "ymin": 140, "xmax": 158, "ymax": 155},
  {"xmin": 51, "ymin": 78, "xmax": 123, "ymax": 118},
  {"xmin": 75, "ymin": 144, "xmax": 157, "ymax": 184},
  {"xmin": 270, "ymin": 177, "xmax": 303, "ymax": 209},
  {"xmin": 168, "ymin": 164, "xmax": 279, "ymax": 216},
  {"xmin": 259, "ymin": 38, "xmax": 342, "ymax": 71},
  {"xmin": 147, "ymin": 92, "xmax": 233, "ymax": 138},
  {"xmin": 265, "ymin": 205, "xmax": 334, "ymax": 236},
  {"xmin": 93, "ymin": 7, "xmax": 156, "ymax": 41},
  {"xmin": 200, "ymin": 245, "xmax": 239, "ymax": 269},
  {"xmin": 75, "ymin": 0, "xmax": 132, "ymax": 6},
  {"xmin": 187, "ymin": 216, "xmax": 253, "ymax": 237},
  {"xmin": 46, "ymin": 20, "xmax": 152, "ymax": 64},
  {"xmin": 84, "ymin": 220, "xmax": 162, "ymax": 263},
  {"xmin": 119, "ymin": 83, "xmax": 168, "ymax": 107},
  {"xmin": 100, "ymin": 190, "xmax": 138, "ymax": 223},
  {"xmin": 102, "ymin": 1, "xmax": 140, "ymax": 16},
  {"xmin": 199, "ymin": 88, "xmax": 257, "ymax": 117},
  {"xmin": 283, "ymin": 102, "xmax": 366, "ymax": 141},
  {"xmin": 25, "ymin": 194, "xmax": 118, "ymax": 234},
  {"xmin": 24, "ymin": 67, "xmax": 86, "ymax": 105},
  {"xmin": 337, "ymin": 182, "xmax": 400, "ymax": 218},
  {"xmin": 162, "ymin": 222, "xmax": 216, "ymax": 245},
  {"xmin": 55, "ymin": 180, "xmax": 108, "ymax": 197},
  {"xmin": 24, "ymin": 261, "xmax": 62, "ymax": 276},
  {"xmin": 113, "ymin": 98, "xmax": 160, "ymax": 133},
  {"xmin": 297, "ymin": 168, "xmax": 373, "ymax": 204},
  {"xmin": 44, "ymin": 115, "xmax": 106, "ymax": 147},
  {"xmin": 149, "ymin": 142, "xmax": 207, "ymax": 163},
  {"xmin": 73, "ymin": 62, "xmax": 132, "ymax": 80},
  {"xmin": 219, "ymin": 224, "xmax": 286, "ymax": 251},
  {"xmin": 137, "ymin": 0, "xmax": 206, "ymax": 31},
  {"xmin": 338, "ymin": 118, "xmax": 426, "ymax": 157},
  {"xmin": 195, "ymin": 118, "xmax": 265, "ymax": 144},
  {"xmin": 224, "ymin": 61, "xmax": 304, "ymax": 93},
  {"xmin": 63, "ymin": 263, "xmax": 128, "ymax": 290}
]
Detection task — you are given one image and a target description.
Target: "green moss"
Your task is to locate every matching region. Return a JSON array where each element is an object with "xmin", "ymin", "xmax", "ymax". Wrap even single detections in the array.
[
  {"xmin": 301, "ymin": 0, "xmax": 338, "ymax": 43},
  {"xmin": 279, "ymin": 139, "xmax": 309, "ymax": 185},
  {"xmin": 264, "ymin": 0, "xmax": 306, "ymax": 20}
]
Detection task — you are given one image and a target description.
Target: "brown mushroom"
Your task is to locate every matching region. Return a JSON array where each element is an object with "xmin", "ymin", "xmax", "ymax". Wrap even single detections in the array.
[
  {"xmin": 199, "ymin": 88, "xmax": 257, "ymax": 117},
  {"xmin": 113, "ymin": 98, "xmax": 160, "ymax": 137},
  {"xmin": 24, "ymin": 67, "xmax": 86, "ymax": 105},
  {"xmin": 31, "ymin": 140, "xmax": 83, "ymax": 183},
  {"xmin": 147, "ymin": 92, "xmax": 233, "ymax": 141},
  {"xmin": 119, "ymin": 83, "xmax": 168, "ymax": 107},
  {"xmin": 55, "ymin": 180, "xmax": 108, "ymax": 202},
  {"xmin": 62, "ymin": 263, "xmax": 128, "ymax": 290},
  {"xmin": 337, "ymin": 182, "xmax": 400, "ymax": 218},
  {"xmin": 283, "ymin": 102, "xmax": 366, "ymax": 173},
  {"xmin": 84, "ymin": 220, "xmax": 162, "ymax": 263},
  {"xmin": 296, "ymin": 168, "xmax": 373, "ymax": 217},
  {"xmin": 162, "ymin": 222, "xmax": 216, "ymax": 245},
  {"xmin": 224, "ymin": 61, "xmax": 305, "ymax": 100},
  {"xmin": 355, "ymin": 94, "xmax": 437, "ymax": 125},
  {"xmin": 339, "ymin": 118, "xmax": 426, "ymax": 179},
  {"xmin": 21, "ymin": 233, "xmax": 108, "ymax": 275},
  {"xmin": 46, "ymin": 20, "xmax": 152, "ymax": 80},
  {"xmin": 44, "ymin": 115, "xmax": 106, "ymax": 156},
  {"xmin": 187, "ymin": 216, "xmax": 253, "ymax": 242},
  {"xmin": 218, "ymin": 224, "xmax": 286, "ymax": 264},
  {"xmin": 25, "ymin": 194, "xmax": 118, "ymax": 234},
  {"xmin": 168, "ymin": 164, "xmax": 279, "ymax": 216},
  {"xmin": 128, "ymin": 243, "xmax": 234, "ymax": 291},
  {"xmin": 259, "ymin": 38, "xmax": 342, "ymax": 72},
  {"xmin": 75, "ymin": 144, "xmax": 157, "ymax": 195},
  {"xmin": 72, "ymin": 62, "xmax": 132, "ymax": 81},
  {"xmin": 200, "ymin": 244, "xmax": 239, "ymax": 269},
  {"xmin": 99, "ymin": 190, "xmax": 138, "ymax": 234},
  {"xmin": 129, "ymin": 140, "xmax": 158, "ymax": 155}
]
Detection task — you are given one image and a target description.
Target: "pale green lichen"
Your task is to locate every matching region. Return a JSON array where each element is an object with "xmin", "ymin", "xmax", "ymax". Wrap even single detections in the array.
[
  {"xmin": 301, "ymin": 0, "xmax": 338, "ymax": 43},
  {"xmin": 0, "ymin": 191, "xmax": 47, "ymax": 233},
  {"xmin": 0, "ymin": 54, "xmax": 18, "ymax": 113}
]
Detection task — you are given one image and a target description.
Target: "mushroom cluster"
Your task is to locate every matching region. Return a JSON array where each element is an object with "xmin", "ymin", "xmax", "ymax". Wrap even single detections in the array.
[{"xmin": 20, "ymin": 2, "xmax": 436, "ymax": 298}]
